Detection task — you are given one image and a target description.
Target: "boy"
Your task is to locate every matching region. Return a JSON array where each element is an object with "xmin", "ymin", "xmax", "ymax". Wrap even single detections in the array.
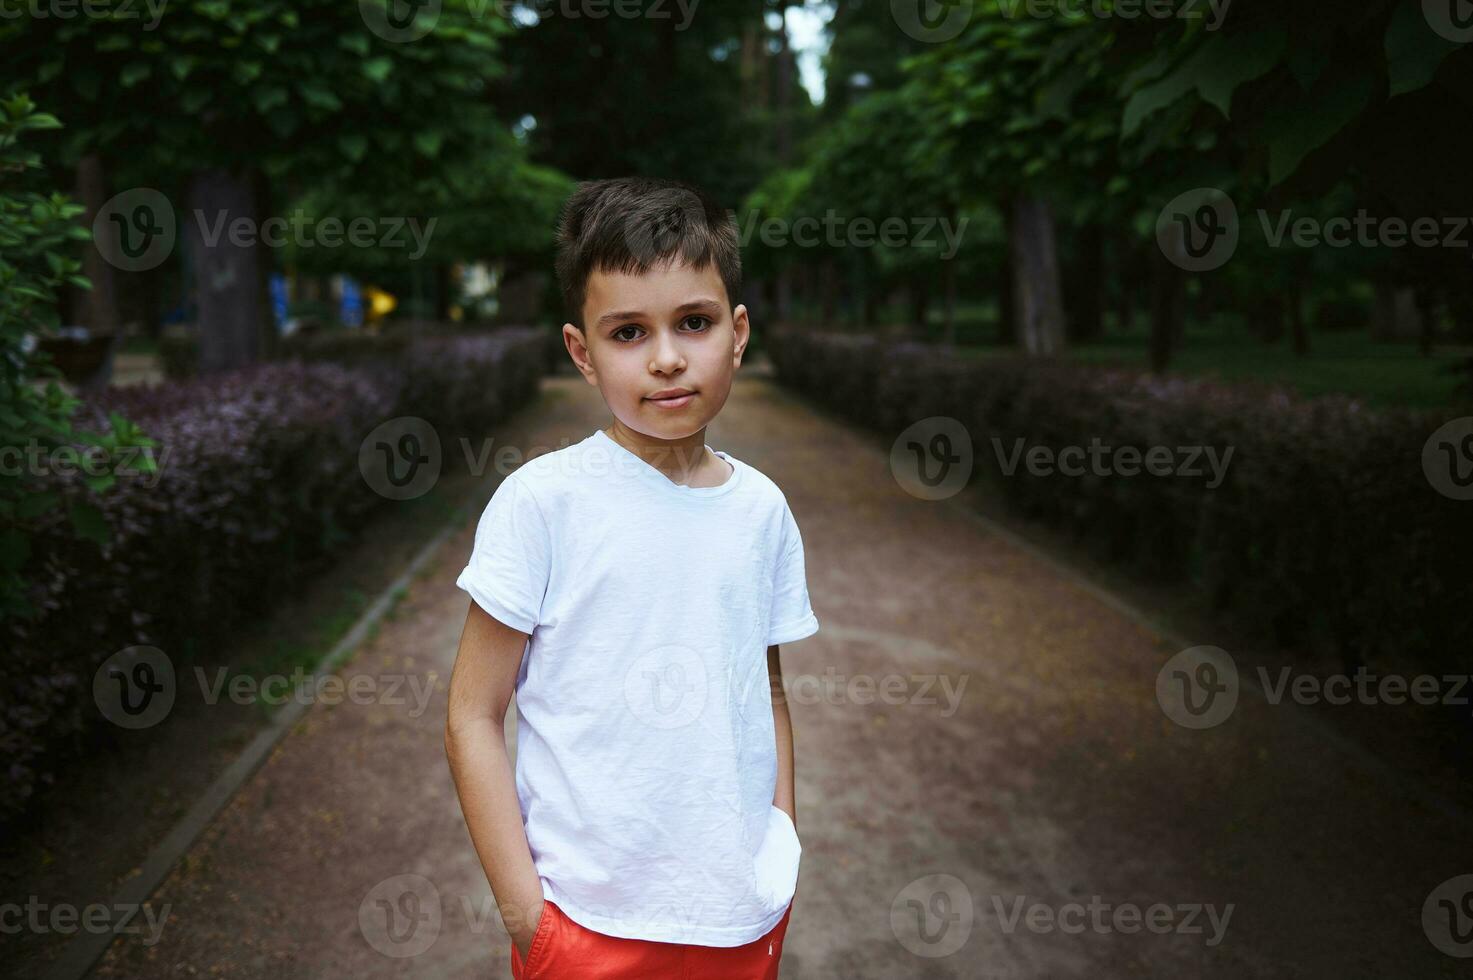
[{"xmin": 444, "ymin": 177, "xmax": 820, "ymax": 979}]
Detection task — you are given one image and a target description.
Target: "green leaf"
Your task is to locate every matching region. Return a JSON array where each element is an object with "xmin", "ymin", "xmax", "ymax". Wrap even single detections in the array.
[
  {"xmin": 67, "ymin": 501, "xmax": 110, "ymax": 548},
  {"xmin": 182, "ymin": 88, "xmax": 212, "ymax": 114},
  {"xmin": 17, "ymin": 491, "xmax": 61, "ymax": 521},
  {"xmin": 297, "ymin": 83, "xmax": 343, "ymax": 112},
  {"xmin": 339, "ymin": 132, "xmax": 369, "ymax": 162},
  {"xmin": 0, "ymin": 530, "xmax": 30, "ymax": 573},
  {"xmin": 413, "ymin": 130, "xmax": 443, "ymax": 158},
  {"xmin": 253, "ymin": 86, "xmax": 289, "ymax": 114},
  {"xmin": 362, "ymin": 57, "xmax": 394, "ymax": 83},
  {"xmin": 1123, "ymin": 27, "xmax": 1287, "ymax": 136},
  {"xmin": 119, "ymin": 62, "xmax": 152, "ymax": 88},
  {"xmin": 1385, "ymin": 3, "xmax": 1462, "ymax": 97},
  {"xmin": 339, "ymin": 33, "xmax": 371, "ymax": 57},
  {"xmin": 1264, "ymin": 75, "xmax": 1375, "ymax": 185}
]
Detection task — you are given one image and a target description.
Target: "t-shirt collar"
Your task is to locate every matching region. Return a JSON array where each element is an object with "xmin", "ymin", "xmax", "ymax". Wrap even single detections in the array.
[{"xmin": 592, "ymin": 428, "xmax": 742, "ymax": 498}]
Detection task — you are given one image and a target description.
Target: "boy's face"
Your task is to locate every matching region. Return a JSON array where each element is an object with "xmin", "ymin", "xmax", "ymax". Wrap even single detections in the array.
[{"xmin": 564, "ymin": 257, "xmax": 749, "ymax": 442}]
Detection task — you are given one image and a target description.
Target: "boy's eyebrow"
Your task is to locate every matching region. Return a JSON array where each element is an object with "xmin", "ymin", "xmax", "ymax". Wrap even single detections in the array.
[{"xmin": 595, "ymin": 299, "xmax": 724, "ymax": 328}]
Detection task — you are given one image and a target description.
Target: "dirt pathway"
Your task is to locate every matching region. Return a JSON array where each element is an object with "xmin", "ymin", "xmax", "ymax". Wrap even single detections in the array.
[{"xmin": 91, "ymin": 365, "xmax": 1466, "ymax": 979}]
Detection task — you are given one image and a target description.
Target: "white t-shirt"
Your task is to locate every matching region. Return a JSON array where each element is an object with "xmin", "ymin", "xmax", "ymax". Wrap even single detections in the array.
[{"xmin": 455, "ymin": 427, "xmax": 819, "ymax": 947}]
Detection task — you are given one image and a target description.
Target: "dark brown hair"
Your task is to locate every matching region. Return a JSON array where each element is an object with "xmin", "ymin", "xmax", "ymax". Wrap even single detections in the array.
[{"xmin": 554, "ymin": 177, "xmax": 742, "ymax": 331}]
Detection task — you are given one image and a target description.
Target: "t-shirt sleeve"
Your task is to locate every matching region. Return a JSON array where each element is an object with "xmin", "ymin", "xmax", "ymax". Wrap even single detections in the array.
[
  {"xmin": 455, "ymin": 474, "xmax": 551, "ymax": 636},
  {"xmin": 767, "ymin": 503, "xmax": 819, "ymax": 646}
]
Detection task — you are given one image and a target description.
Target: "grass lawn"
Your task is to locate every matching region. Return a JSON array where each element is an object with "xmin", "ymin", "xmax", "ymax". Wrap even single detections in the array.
[
  {"xmin": 833, "ymin": 300, "xmax": 1471, "ymax": 411},
  {"xmin": 1061, "ymin": 329, "xmax": 1468, "ymax": 411}
]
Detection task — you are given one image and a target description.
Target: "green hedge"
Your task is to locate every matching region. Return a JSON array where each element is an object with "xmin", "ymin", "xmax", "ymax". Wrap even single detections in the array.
[
  {"xmin": 770, "ymin": 328, "xmax": 1473, "ymax": 669},
  {"xmin": 0, "ymin": 330, "xmax": 546, "ymax": 823}
]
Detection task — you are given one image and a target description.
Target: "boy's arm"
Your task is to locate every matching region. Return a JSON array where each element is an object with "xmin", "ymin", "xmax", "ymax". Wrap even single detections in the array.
[
  {"xmin": 444, "ymin": 601, "xmax": 544, "ymax": 960},
  {"xmin": 768, "ymin": 644, "xmax": 797, "ymax": 833}
]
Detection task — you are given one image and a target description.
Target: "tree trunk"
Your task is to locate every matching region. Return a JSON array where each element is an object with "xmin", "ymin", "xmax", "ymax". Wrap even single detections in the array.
[
  {"xmin": 1417, "ymin": 287, "xmax": 1437, "ymax": 356},
  {"xmin": 435, "ymin": 263, "xmax": 454, "ymax": 322},
  {"xmin": 1290, "ymin": 268, "xmax": 1309, "ymax": 357},
  {"xmin": 998, "ymin": 207, "xmax": 1015, "ymax": 345},
  {"xmin": 1010, "ymin": 195, "xmax": 1065, "ymax": 356},
  {"xmin": 1067, "ymin": 224, "xmax": 1104, "ymax": 343},
  {"xmin": 861, "ymin": 270, "xmax": 879, "ymax": 327},
  {"xmin": 1150, "ymin": 227, "xmax": 1186, "ymax": 372},
  {"xmin": 909, "ymin": 269, "xmax": 931, "ymax": 336},
  {"xmin": 188, "ymin": 168, "xmax": 267, "ymax": 372},
  {"xmin": 73, "ymin": 154, "xmax": 123, "ymax": 388},
  {"xmin": 1114, "ymin": 241, "xmax": 1134, "ymax": 335},
  {"xmin": 941, "ymin": 257, "xmax": 957, "ymax": 346},
  {"xmin": 819, "ymin": 258, "xmax": 838, "ymax": 328}
]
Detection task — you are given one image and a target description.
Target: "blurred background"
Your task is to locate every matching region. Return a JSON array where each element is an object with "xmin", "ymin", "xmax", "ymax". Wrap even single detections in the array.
[{"xmin": 4, "ymin": 1, "xmax": 1473, "ymax": 978}]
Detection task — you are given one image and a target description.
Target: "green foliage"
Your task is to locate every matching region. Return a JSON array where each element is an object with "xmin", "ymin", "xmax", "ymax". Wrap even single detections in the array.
[
  {"xmin": 281, "ymin": 140, "xmax": 575, "ymax": 276},
  {"xmin": 0, "ymin": 95, "xmax": 156, "ymax": 619},
  {"xmin": 4, "ymin": 0, "xmax": 516, "ymax": 184}
]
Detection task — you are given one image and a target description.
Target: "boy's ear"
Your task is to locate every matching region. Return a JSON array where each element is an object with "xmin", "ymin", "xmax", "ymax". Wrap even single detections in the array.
[
  {"xmin": 732, "ymin": 303, "xmax": 750, "ymax": 365},
  {"xmin": 563, "ymin": 322, "xmax": 598, "ymax": 385}
]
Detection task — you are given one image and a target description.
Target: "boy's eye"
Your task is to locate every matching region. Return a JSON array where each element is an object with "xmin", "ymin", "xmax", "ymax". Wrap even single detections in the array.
[{"xmin": 611, "ymin": 317, "xmax": 712, "ymax": 343}]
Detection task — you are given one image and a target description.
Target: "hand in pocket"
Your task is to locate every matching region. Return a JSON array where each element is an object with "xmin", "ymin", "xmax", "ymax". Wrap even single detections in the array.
[{"xmin": 512, "ymin": 898, "xmax": 546, "ymax": 962}]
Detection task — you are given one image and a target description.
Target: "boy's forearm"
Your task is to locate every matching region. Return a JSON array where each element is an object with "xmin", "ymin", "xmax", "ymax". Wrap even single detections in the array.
[
  {"xmin": 772, "ymin": 693, "xmax": 797, "ymax": 832},
  {"xmin": 445, "ymin": 717, "xmax": 543, "ymax": 938}
]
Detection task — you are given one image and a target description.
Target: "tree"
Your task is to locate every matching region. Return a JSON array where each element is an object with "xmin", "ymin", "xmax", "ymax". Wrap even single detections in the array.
[
  {"xmin": 0, "ymin": 94, "xmax": 153, "ymax": 619},
  {"xmin": 6, "ymin": 0, "xmax": 522, "ymax": 369}
]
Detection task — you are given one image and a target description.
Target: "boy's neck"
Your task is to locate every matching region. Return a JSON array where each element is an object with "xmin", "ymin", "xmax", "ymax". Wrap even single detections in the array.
[{"xmin": 603, "ymin": 422, "xmax": 726, "ymax": 487}]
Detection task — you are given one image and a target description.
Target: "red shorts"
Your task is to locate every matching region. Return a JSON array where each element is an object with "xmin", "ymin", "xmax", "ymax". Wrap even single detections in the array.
[{"xmin": 510, "ymin": 896, "xmax": 794, "ymax": 980}]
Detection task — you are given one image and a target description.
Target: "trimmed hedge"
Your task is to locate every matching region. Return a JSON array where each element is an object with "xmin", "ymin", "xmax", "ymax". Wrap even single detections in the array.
[
  {"xmin": 1, "ymin": 329, "xmax": 546, "ymax": 822},
  {"xmin": 770, "ymin": 327, "xmax": 1473, "ymax": 668}
]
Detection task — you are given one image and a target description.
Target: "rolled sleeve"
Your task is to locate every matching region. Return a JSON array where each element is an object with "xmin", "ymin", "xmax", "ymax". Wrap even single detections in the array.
[
  {"xmin": 455, "ymin": 474, "xmax": 551, "ymax": 635},
  {"xmin": 767, "ymin": 507, "xmax": 819, "ymax": 646}
]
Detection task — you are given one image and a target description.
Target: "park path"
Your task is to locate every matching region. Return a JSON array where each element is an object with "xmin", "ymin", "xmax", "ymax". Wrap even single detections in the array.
[{"xmin": 92, "ymin": 362, "xmax": 1465, "ymax": 979}]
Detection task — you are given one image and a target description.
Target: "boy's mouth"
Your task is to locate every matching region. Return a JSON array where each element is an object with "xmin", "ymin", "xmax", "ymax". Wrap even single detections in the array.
[{"xmin": 645, "ymin": 388, "xmax": 696, "ymax": 409}]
